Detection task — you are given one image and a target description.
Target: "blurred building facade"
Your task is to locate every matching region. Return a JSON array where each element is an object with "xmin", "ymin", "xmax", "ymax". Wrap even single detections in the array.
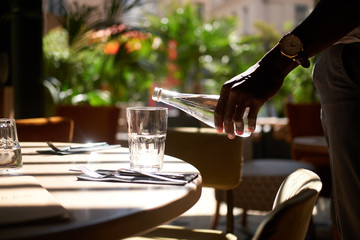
[
  {"xmin": 191, "ymin": 0, "xmax": 315, "ymax": 35},
  {"xmin": 44, "ymin": 0, "xmax": 315, "ymax": 35}
]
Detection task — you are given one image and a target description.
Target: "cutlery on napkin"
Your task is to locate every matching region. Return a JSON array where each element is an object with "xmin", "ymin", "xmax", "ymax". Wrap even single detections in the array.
[
  {"xmin": 75, "ymin": 166, "xmax": 198, "ymax": 186},
  {"xmin": 36, "ymin": 142, "xmax": 121, "ymax": 155}
]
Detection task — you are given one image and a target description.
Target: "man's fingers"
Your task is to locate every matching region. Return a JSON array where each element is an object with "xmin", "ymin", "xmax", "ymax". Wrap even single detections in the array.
[
  {"xmin": 233, "ymin": 104, "xmax": 246, "ymax": 136},
  {"xmin": 214, "ymin": 86, "xmax": 231, "ymax": 132},
  {"xmin": 223, "ymin": 92, "xmax": 238, "ymax": 139},
  {"xmin": 247, "ymin": 104, "xmax": 260, "ymax": 132}
]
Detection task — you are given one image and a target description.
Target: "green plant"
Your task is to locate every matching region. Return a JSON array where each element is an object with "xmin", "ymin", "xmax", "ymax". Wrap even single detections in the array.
[
  {"xmin": 283, "ymin": 57, "xmax": 318, "ymax": 103},
  {"xmin": 43, "ymin": 0, "xmax": 157, "ymax": 106},
  {"xmin": 144, "ymin": 2, "xmax": 239, "ymax": 94},
  {"xmin": 43, "ymin": 0, "xmax": 317, "ymax": 117},
  {"xmin": 144, "ymin": 2, "xmax": 316, "ymax": 116}
]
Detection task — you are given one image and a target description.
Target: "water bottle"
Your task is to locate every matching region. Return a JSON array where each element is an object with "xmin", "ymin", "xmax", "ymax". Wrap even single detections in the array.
[{"xmin": 152, "ymin": 87, "xmax": 251, "ymax": 138}]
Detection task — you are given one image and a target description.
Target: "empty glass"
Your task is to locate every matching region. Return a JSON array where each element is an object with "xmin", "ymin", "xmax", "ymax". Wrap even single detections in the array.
[
  {"xmin": 0, "ymin": 118, "xmax": 22, "ymax": 173},
  {"xmin": 126, "ymin": 107, "xmax": 168, "ymax": 172}
]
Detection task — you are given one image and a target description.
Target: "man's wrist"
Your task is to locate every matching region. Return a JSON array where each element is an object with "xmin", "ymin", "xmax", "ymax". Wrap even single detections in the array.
[{"xmin": 260, "ymin": 44, "xmax": 299, "ymax": 78}]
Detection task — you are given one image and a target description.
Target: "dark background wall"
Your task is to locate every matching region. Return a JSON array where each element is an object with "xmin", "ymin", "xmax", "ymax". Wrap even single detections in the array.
[{"xmin": 1, "ymin": 0, "xmax": 45, "ymax": 118}]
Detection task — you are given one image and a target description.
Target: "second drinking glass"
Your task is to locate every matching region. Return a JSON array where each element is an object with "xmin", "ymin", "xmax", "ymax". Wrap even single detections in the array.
[{"xmin": 0, "ymin": 118, "xmax": 22, "ymax": 173}]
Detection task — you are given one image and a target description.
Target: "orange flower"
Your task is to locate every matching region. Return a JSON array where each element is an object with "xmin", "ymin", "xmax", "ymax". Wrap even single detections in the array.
[
  {"xmin": 104, "ymin": 40, "xmax": 120, "ymax": 55},
  {"xmin": 168, "ymin": 39, "xmax": 177, "ymax": 60}
]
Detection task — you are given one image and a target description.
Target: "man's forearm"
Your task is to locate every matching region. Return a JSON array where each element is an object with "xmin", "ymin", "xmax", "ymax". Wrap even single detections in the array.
[
  {"xmin": 258, "ymin": 0, "xmax": 360, "ymax": 79},
  {"xmin": 292, "ymin": 0, "xmax": 360, "ymax": 58}
]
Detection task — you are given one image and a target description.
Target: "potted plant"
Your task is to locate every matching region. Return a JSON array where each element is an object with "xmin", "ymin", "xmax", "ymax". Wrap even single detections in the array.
[{"xmin": 42, "ymin": 0, "xmax": 163, "ymax": 143}]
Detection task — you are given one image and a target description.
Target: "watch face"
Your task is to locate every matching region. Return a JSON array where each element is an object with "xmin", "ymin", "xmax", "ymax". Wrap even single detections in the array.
[{"xmin": 280, "ymin": 35, "xmax": 303, "ymax": 57}]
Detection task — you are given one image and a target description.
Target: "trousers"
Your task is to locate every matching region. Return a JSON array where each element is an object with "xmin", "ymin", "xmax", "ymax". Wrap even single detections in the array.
[{"xmin": 313, "ymin": 42, "xmax": 360, "ymax": 239}]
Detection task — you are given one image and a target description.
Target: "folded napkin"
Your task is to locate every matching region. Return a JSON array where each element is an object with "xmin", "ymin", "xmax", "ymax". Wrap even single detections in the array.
[
  {"xmin": 77, "ymin": 168, "xmax": 198, "ymax": 186},
  {"xmin": 0, "ymin": 176, "xmax": 69, "ymax": 226},
  {"xmin": 37, "ymin": 143, "xmax": 121, "ymax": 155}
]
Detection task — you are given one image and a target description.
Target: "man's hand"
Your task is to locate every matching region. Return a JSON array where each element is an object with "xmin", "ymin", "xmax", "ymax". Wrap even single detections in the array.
[{"xmin": 214, "ymin": 51, "xmax": 290, "ymax": 139}]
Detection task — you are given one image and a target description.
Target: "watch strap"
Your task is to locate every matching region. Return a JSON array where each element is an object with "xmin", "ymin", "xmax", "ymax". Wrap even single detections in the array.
[{"xmin": 294, "ymin": 51, "xmax": 310, "ymax": 68}]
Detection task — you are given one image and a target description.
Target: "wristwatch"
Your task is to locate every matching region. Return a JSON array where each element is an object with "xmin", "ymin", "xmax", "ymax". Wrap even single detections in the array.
[{"xmin": 279, "ymin": 34, "xmax": 310, "ymax": 68}]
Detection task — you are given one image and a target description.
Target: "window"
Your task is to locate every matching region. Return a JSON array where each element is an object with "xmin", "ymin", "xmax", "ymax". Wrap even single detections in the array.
[
  {"xmin": 196, "ymin": 3, "xmax": 204, "ymax": 19},
  {"xmin": 46, "ymin": 0, "xmax": 66, "ymax": 16},
  {"xmin": 243, "ymin": 6, "xmax": 249, "ymax": 35},
  {"xmin": 295, "ymin": 5, "xmax": 308, "ymax": 26}
]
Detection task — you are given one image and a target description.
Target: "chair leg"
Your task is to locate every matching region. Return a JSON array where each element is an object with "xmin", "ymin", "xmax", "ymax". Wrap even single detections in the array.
[
  {"xmin": 226, "ymin": 190, "xmax": 234, "ymax": 233},
  {"xmin": 241, "ymin": 209, "xmax": 248, "ymax": 228},
  {"xmin": 211, "ymin": 200, "xmax": 221, "ymax": 229},
  {"xmin": 211, "ymin": 190, "xmax": 234, "ymax": 232}
]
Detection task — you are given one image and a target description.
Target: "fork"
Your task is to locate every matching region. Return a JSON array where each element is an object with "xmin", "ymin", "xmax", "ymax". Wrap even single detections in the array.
[
  {"xmin": 78, "ymin": 166, "xmax": 121, "ymax": 179},
  {"xmin": 46, "ymin": 141, "xmax": 108, "ymax": 152},
  {"xmin": 46, "ymin": 141, "xmax": 65, "ymax": 152}
]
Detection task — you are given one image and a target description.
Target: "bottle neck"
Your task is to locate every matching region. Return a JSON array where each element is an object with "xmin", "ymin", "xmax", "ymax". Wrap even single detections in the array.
[
  {"xmin": 152, "ymin": 87, "xmax": 219, "ymax": 102},
  {"xmin": 152, "ymin": 88, "xmax": 180, "ymax": 102}
]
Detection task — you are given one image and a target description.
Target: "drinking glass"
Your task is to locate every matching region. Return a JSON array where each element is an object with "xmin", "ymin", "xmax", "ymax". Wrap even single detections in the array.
[
  {"xmin": 0, "ymin": 118, "xmax": 22, "ymax": 173},
  {"xmin": 126, "ymin": 107, "xmax": 168, "ymax": 172}
]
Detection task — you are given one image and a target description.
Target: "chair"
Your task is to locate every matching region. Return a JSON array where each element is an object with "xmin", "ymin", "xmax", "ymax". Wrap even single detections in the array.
[
  {"xmin": 285, "ymin": 103, "xmax": 328, "ymax": 164},
  {"xmin": 285, "ymin": 103, "xmax": 324, "ymax": 139},
  {"xmin": 55, "ymin": 105, "xmax": 120, "ymax": 144},
  {"xmin": 252, "ymin": 168, "xmax": 322, "ymax": 240},
  {"xmin": 126, "ymin": 168, "xmax": 321, "ymax": 240},
  {"xmin": 285, "ymin": 103, "xmax": 331, "ymax": 197},
  {"xmin": 124, "ymin": 127, "xmax": 243, "ymax": 240},
  {"xmin": 16, "ymin": 116, "xmax": 74, "ymax": 142},
  {"xmin": 165, "ymin": 127, "xmax": 243, "ymax": 190},
  {"xmin": 212, "ymin": 135, "xmax": 315, "ymax": 231}
]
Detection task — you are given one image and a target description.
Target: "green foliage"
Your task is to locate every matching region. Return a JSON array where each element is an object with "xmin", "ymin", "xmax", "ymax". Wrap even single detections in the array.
[
  {"xmin": 43, "ymin": 0, "xmax": 155, "ymax": 106},
  {"xmin": 225, "ymin": 21, "xmax": 280, "ymax": 79},
  {"xmin": 43, "ymin": 0, "xmax": 317, "ymax": 116},
  {"xmin": 284, "ymin": 57, "xmax": 318, "ymax": 102},
  {"xmin": 144, "ymin": 2, "xmax": 239, "ymax": 94},
  {"xmin": 143, "ymin": 2, "xmax": 316, "ymax": 116}
]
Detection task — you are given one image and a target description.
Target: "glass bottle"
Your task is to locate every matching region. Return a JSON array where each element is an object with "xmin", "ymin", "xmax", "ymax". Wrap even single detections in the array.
[{"xmin": 152, "ymin": 87, "xmax": 251, "ymax": 137}]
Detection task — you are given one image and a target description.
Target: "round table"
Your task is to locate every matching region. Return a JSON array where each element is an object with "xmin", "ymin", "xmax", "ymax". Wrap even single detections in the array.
[{"xmin": 0, "ymin": 142, "xmax": 202, "ymax": 240}]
